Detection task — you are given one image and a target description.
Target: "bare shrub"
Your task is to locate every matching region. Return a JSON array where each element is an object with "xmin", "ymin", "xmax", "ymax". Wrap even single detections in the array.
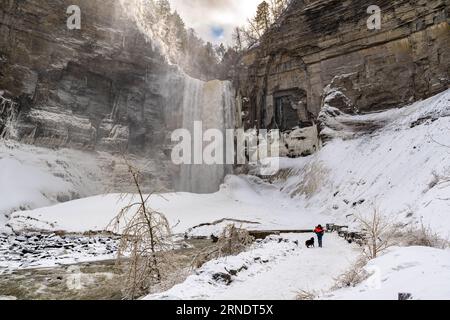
[
  {"xmin": 266, "ymin": 168, "xmax": 295, "ymax": 184},
  {"xmin": 355, "ymin": 207, "xmax": 397, "ymax": 259},
  {"xmin": 192, "ymin": 225, "xmax": 254, "ymax": 269},
  {"xmin": 107, "ymin": 160, "xmax": 172, "ymax": 300},
  {"xmin": 291, "ymin": 162, "xmax": 329, "ymax": 199},
  {"xmin": 428, "ymin": 170, "xmax": 450, "ymax": 190},
  {"xmin": 218, "ymin": 225, "xmax": 254, "ymax": 256},
  {"xmin": 428, "ymin": 171, "xmax": 441, "ymax": 190},
  {"xmin": 400, "ymin": 222, "xmax": 449, "ymax": 249},
  {"xmin": 332, "ymin": 256, "xmax": 370, "ymax": 290},
  {"xmin": 296, "ymin": 289, "xmax": 318, "ymax": 300}
]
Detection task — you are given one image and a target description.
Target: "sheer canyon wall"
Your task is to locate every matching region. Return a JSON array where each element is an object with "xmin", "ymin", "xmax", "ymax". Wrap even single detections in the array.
[
  {"xmin": 236, "ymin": 0, "xmax": 449, "ymax": 130},
  {"xmin": 0, "ymin": 0, "xmax": 235, "ymax": 193}
]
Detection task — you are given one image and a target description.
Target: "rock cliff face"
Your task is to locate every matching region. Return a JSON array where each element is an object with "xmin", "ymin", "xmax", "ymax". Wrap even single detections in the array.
[
  {"xmin": 0, "ymin": 0, "xmax": 183, "ymax": 154},
  {"xmin": 0, "ymin": 0, "xmax": 196, "ymax": 191},
  {"xmin": 1, "ymin": 0, "xmax": 448, "ymax": 192},
  {"xmin": 0, "ymin": 0, "xmax": 237, "ymax": 193},
  {"xmin": 236, "ymin": 0, "xmax": 449, "ymax": 130}
]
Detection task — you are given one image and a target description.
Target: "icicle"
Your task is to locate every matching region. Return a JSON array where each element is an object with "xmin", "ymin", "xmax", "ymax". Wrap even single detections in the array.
[{"xmin": 0, "ymin": 94, "xmax": 19, "ymax": 140}]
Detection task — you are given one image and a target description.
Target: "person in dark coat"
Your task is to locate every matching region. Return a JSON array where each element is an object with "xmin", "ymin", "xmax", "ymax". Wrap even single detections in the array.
[{"xmin": 314, "ymin": 225, "xmax": 325, "ymax": 248}]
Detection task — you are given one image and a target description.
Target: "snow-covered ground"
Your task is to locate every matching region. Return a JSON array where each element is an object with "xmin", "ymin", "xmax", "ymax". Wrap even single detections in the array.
[
  {"xmin": 0, "ymin": 158, "xmax": 72, "ymax": 232},
  {"xmin": 324, "ymin": 246, "xmax": 450, "ymax": 300},
  {"xmin": 8, "ymin": 175, "xmax": 328, "ymax": 236},
  {"xmin": 146, "ymin": 233, "xmax": 360, "ymax": 300},
  {"xmin": 0, "ymin": 233, "xmax": 118, "ymax": 275},
  {"xmin": 0, "ymin": 142, "xmax": 105, "ymax": 233}
]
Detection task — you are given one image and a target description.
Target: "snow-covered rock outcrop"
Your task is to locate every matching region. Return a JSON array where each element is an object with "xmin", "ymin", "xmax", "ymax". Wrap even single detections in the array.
[{"xmin": 325, "ymin": 246, "xmax": 450, "ymax": 300}]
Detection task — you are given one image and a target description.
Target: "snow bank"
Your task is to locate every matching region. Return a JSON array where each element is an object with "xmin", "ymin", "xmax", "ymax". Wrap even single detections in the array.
[
  {"xmin": 0, "ymin": 158, "xmax": 72, "ymax": 215},
  {"xmin": 325, "ymin": 246, "xmax": 450, "ymax": 300},
  {"xmin": 0, "ymin": 142, "xmax": 108, "ymax": 232},
  {"xmin": 0, "ymin": 233, "xmax": 118, "ymax": 274}
]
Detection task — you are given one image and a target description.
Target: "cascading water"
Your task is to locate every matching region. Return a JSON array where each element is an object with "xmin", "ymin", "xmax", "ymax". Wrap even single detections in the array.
[{"xmin": 178, "ymin": 76, "xmax": 235, "ymax": 194}]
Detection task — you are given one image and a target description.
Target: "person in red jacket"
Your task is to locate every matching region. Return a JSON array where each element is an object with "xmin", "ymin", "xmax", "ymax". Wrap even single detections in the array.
[{"xmin": 314, "ymin": 225, "xmax": 325, "ymax": 248}]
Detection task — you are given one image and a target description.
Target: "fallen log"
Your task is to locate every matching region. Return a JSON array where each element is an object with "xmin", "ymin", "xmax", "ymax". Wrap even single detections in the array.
[
  {"xmin": 249, "ymin": 230, "xmax": 280, "ymax": 239},
  {"xmin": 248, "ymin": 229, "xmax": 313, "ymax": 239},
  {"xmin": 189, "ymin": 218, "xmax": 261, "ymax": 231}
]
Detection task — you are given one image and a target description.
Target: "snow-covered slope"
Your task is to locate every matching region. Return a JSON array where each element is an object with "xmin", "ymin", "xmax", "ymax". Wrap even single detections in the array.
[
  {"xmin": 274, "ymin": 89, "xmax": 450, "ymax": 237},
  {"xmin": 324, "ymin": 246, "xmax": 450, "ymax": 300},
  {"xmin": 0, "ymin": 142, "xmax": 106, "ymax": 233},
  {"xmin": 0, "ymin": 141, "xmax": 169, "ymax": 233},
  {"xmin": 0, "ymin": 158, "xmax": 72, "ymax": 231}
]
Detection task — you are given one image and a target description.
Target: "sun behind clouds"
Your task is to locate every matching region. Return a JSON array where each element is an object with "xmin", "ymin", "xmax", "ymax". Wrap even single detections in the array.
[{"xmin": 169, "ymin": 0, "xmax": 261, "ymax": 44}]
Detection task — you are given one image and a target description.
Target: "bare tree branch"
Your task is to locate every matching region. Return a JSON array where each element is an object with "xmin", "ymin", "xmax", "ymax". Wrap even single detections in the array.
[
  {"xmin": 355, "ymin": 206, "xmax": 397, "ymax": 259},
  {"xmin": 106, "ymin": 156, "xmax": 173, "ymax": 299}
]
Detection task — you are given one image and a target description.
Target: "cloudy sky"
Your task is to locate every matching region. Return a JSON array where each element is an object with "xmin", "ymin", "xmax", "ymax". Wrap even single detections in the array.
[{"xmin": 169, "ymin": 0, "xmax": 261, "ymax": 45}]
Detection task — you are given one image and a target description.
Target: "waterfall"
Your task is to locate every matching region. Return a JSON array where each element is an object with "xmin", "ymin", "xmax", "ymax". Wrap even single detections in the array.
[
  {"xmin": 118, "ymin": 0, "xmax": 236, "ymax": 193},
  {"xmin": 178, "ymin": 76, "xmax": 235, "ymax": 194}
]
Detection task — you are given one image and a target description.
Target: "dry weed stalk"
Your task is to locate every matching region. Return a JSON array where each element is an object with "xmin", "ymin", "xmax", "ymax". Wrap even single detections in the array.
[
  {"xmin": 355, "ymin": 207, "xmax": 397, "ymax": 259},
  {"xmin": 296, "ymin": 289, "xmax": 319, "ymax": 300},
  {"xmin": 332, "ymin": 256, "xmax": 370, "ymax": 290},
  {"xmin": 400, "ymin": 221, "xmax": 449, "ymax": 249}
]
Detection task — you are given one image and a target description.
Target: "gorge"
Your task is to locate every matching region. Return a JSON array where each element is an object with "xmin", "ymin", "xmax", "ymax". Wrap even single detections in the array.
[
  {"xmin": 1, "ymin": 0, "xmax": 448, "ymax": 197},
  {"xmin": 0, "ymin": 0, "xmax": 450, "ymax": 301}
]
